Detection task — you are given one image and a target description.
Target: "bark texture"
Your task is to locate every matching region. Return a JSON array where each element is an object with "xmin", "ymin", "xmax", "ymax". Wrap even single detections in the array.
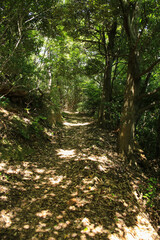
[
  {"xmin": 118, "ymin": 0, "xmax": 141, "ymax": 156},
  {"xmin": 98, "ymin": 21, "xmax": 117, "ymax": 124}
]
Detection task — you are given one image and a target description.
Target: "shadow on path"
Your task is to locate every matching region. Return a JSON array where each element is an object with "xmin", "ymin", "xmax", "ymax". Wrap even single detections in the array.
[{"xmin": 0, "ymin": 112, "xmax": 159, "ymax": 239}]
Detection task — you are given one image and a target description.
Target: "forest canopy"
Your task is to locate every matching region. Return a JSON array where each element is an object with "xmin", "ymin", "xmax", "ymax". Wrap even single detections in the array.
[{"xmin": 0, "ymin": 0, "xmax": 160, "ymax": 160}]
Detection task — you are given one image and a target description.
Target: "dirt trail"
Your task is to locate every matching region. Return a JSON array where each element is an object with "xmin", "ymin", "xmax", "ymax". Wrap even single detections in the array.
[{"xmin": 0, "ymin": 112, "xmax": 159, "ymax": 239}]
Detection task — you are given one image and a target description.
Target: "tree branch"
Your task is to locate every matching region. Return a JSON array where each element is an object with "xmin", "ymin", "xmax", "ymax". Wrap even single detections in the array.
[
  {"xmin": 140, "ymin": 72, "xmax": 152, "ymax": 94},
  {"xmin": 138, "ymin": 87, "xmax": 160, "ymax": 101},
  {"xmin": 0, "ymin": 35, "xmax": 23, "ymax": 73},
  {"xmin": 77, "ymin": 38, "xmax": 103, "ymax": 45},
  {"xmin": 137, "ymin": 87, "xmax": 160, "ymax": 114},
  {"xmin": 138, "ymin": 100, "xmax": 160, "ymax": 115},
  {"xmin": 138, "ymin": 59, "xmax": 160, "ymax": 78}
]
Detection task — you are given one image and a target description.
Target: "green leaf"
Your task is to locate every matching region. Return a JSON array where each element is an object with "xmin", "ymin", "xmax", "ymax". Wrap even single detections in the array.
[{"xmin": 84, "ymin": 227, "xmax": 88, "ymax": 231}]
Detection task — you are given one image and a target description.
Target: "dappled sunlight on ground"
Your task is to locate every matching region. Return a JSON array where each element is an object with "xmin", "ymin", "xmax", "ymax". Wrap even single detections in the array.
[
  {"xmin": 108, "ymin": 212, "xmax": 158, "ymax": 240},
  {"xmin": 63, "ymin": 121, "xmax": 91, "ymax": 127},
  {"xmin": 56, "ymin": 149, "xmax": 76, "ymax": 158},
  {"xmin": 0, "ymin": 112, "xmax": 159, "ymax": 239},
  {"xmin": 0, "ymin": 209, "xmax": 13, "ymax": 228}
]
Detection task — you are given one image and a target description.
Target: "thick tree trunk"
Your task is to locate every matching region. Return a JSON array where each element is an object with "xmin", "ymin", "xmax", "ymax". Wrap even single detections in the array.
[
  {"xmin": 118, "ymin": 0, "xmax": 160, "ymax": 158},
  {"xmin": 118, "ymin": 0, "xmax": 141, "ymax": 157},
  {"xmin": 118, "ymin": 49, "xmax": 140, "ymax": 156}
]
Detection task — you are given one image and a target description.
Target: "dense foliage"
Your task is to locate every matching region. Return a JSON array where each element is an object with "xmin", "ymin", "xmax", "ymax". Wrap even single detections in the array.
[{"xmin": 0, "ymin": 0, "xmax": 160, "ymax": 160}]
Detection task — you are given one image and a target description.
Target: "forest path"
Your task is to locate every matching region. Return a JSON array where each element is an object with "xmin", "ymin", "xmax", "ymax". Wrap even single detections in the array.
[{"xmin": 0, "ymin": 112, "xmax": 159, "ymax": 239}]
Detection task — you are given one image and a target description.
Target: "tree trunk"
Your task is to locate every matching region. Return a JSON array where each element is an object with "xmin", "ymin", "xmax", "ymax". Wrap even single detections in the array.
[
  {"xmin": 118, "ymin": 0, "xmax": 160, "ymax": 158},
  {"xmin": 118, "ymin": 0, "xmax": 141, "ymax": 157},
  {"xmin": 156, "ymin": 113, "xmax": 160, "ymax": 158},
  {"xmin": 98, "ymin": 59, "xmax": 113, "ymax": 124},
  {"xmin": 98, "ymin": 21, "xmax": 117, "ymax": 124},
  {"xmin": 118, "ymin": 48, "xmax": 141, "ymax": 157}
]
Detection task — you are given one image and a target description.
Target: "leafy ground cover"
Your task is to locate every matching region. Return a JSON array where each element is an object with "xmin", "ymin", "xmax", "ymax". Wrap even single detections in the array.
[{"xmin": 0, "ymin": 108, "xmax": 159, "ymax": 239}]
